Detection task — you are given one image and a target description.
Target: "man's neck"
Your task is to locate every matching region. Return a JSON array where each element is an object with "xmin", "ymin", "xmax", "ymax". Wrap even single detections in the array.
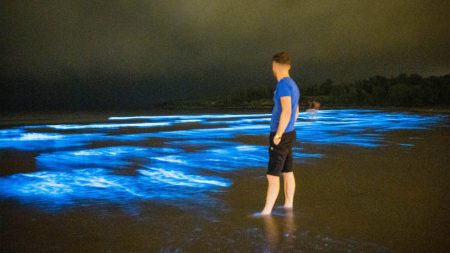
[{"xmin": 276, "ymin": 72, "xmax": 290, "ymax": 82}]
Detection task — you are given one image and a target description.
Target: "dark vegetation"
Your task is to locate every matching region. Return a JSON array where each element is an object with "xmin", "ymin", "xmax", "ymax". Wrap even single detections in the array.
[
  {"xmin": 1, "ymin": 73, "xmax": 449, "ymax": 112},
  {"xmin": 163, "ymin": 73, "xmax": 450, "ymax": 109}
]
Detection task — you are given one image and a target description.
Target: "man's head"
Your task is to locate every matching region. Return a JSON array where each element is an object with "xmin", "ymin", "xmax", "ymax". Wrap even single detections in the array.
[{"xmin": 272, "ymin": 51, "xmax": 291, "ymax": 77}]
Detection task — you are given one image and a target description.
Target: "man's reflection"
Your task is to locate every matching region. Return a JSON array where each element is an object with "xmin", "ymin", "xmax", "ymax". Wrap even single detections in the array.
[{"xmin": 262, "ymin": 208, "xmax": 297, "ymax": 252}]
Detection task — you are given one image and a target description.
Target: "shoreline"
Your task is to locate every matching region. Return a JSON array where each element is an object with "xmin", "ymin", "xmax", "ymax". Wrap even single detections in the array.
[
  {"xmin": 2, "ymin": 105, "xmax": 450, "ymax": 117},
  {"xmin": 1, "ymin": 105, "xmax": 449, "ymax": 128}
]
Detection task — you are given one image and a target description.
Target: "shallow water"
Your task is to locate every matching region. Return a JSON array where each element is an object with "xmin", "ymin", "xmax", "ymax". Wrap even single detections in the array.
[{"xmin": 1, "ymin": 109, "xmax": 449, "ymax": 252}]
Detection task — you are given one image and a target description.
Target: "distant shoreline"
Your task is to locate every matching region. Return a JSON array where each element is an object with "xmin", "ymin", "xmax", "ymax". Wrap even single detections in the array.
[
  {"xmin": 154, "ymin": 104, "xmax": 450, "ymax": 113},
  {"xmin": 2, "ymin": 105, "xmax": 450, "ymax": 117},
  {"xmin": 1, "ymin": 105, "xmax": 449, "ymax": 128}
]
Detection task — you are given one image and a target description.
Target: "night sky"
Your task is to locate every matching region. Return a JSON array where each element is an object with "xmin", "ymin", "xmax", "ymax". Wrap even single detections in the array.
[{"xmin": 1, "ymin": 0, "xmax": 449, "ymax": 103}]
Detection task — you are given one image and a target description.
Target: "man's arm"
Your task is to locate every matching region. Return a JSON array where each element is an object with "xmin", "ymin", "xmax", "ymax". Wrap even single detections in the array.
[
  {"xmin": 295, "ymin": 104, "xmax": 299, "ymax": 120},
  {"xmin": 275, "ymin": 96, "xmax": 292, "ymax": 137}
]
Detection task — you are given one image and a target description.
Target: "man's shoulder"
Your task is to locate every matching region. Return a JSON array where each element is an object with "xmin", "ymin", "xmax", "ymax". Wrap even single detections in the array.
[
  {"xmin": 286, "ymin": 77, "xmax": 299, "ymax": 90},
  {"xmin": 280, "ymin": 77, "xmax": 299, "ymax": 90},
  {"xmin": 278, "ymin": 77, "xmax": 294, "ymax": 86},
  {"xmin": 277, "ymin": 77, "xmax": 299, "ymax": 95}
]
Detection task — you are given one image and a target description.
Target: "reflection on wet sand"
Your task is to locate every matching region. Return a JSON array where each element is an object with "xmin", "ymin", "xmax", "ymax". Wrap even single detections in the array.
[{"xmin": 262, "ymin": 207, "xmax": 297, "ymax": 252}]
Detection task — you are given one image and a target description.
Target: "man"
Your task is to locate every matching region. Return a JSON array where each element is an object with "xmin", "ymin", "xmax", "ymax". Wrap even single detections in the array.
[{"xmin": 260, "ymin": 51, "xmax": 300, "ymax": 215}]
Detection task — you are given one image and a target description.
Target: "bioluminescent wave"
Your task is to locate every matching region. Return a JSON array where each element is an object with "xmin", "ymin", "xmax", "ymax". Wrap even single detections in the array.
[
  {"xmin": 0, "ymin": 167, "xmax": 231, "ymax": 212},
  {"xmin": 0, "ymin": 109, "xmax": 446, "ymax": 212},
  {"xmin": 0, "ymin": 129, "xmax": 107, "ymax": 151},
  {"xmin": 294, "ymin": 110, "xmax": 447, "ymax": 147},
  {"xmin": 45, "ymin": 121, "xmax": 171, "ymax": 130},
  {"xmin": 108, "ymin": 113, "xmax": 272, "ymax": 121},
  {"xmin": 36, "ymin": 146, "xmax": 181, "ymax": 171}
]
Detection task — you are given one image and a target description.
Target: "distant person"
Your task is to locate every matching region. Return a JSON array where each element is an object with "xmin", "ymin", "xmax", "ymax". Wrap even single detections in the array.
[
  {"xmin": 306, "ymin": 100, "xmax": 320, "ymax": 119},
  {"xmin": 306, "ymin": 100, "xmax": 320, "ymax": 111},
  {"xmin": 260, "ymin": 51, "xmax": 300, "ymax": 215}
]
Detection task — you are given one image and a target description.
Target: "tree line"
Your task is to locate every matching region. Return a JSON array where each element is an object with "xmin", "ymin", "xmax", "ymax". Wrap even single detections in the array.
[
  {"xmin": 1, "ymin": 73, "xmax": 449, "ymax": 112},
  {"xmin": 304, "ymin": 73, "xmax": 450, "ymax": 107},
  {"xmin": 177, "ymin": 73, "xmax": 450, "ymax": 108}
]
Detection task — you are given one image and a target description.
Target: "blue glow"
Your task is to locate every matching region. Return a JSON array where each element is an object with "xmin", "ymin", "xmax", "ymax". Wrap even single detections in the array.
[
  {"xmin": 148, "ymin": 145, "xmax": 275, "ymax": 172},
  {"xmin": 0, "ymin": 109, "xmax": 446, "ymax": 212},
  {"xmin": 36, "ymin": 146, "xmax": 180, "ymax": 171},
  {"xmin": 200, "ymin": 117, "xmax": 272, "ymax": 125},
  {"xmin": 45, "ymin": 121, "xmax": 171, "ymax": 130},
  {"xmin": 166, "ymin": 139, "xmax": 239, "ymax": 147},
  {"xmin": 108, "ymin": 113, "xmax": 272, "ymax": 121},
  {"xmin": 150, "ymin": 124, "xmax": 270, "ymax": 139},
  {"xmin": 0, "ymin": 129, "xmax": 107, "ymax": 151},
  {"xmin": 138, "ymin": 166, "xmax": 230, "ymax": 187},
  {"xmin": 0, "ymin": 167, "xmax": 231, "ymax": 211},
  {"xmin": 292, "ymin": 110, "xmax": 446, "ymax": 147}
]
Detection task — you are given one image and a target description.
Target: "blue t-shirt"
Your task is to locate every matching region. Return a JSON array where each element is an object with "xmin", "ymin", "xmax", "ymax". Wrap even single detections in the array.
[{"xmin": 270, "ymin": 77, "xmax": 300, "ymax": 133}]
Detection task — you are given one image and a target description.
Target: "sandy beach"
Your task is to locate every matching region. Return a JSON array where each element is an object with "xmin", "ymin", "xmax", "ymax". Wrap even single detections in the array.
[{"xmin": 1, "ymin": 108, "xmax": 449, "ymax": 252}]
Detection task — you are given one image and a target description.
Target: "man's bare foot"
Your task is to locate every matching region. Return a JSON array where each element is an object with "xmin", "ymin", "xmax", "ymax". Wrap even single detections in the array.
[
  {"xmin": 283, "ymin": 204, "xmax": 293, "ymax": 209},
  {"xmin": 249, "ymin": 211, "xmax": 271, "ymax": 217},
  {"xmin": 260, "ymin": 209, "xmax": 272, "ymax": 215}
]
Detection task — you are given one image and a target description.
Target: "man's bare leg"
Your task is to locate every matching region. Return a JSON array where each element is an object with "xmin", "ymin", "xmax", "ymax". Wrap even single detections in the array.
[
  {"xmin": 261, "ymin": 174, "xmax": 280, "ymax": 215},
  {"xmin": 282, "ymin": 172, "xmax": 295, "ymax": 208}
]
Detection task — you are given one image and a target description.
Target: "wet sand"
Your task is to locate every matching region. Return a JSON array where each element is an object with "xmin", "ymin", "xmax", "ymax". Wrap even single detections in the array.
[{"xmin": 1, "ymin": 109, "xmax": 449, "ymax": 252}]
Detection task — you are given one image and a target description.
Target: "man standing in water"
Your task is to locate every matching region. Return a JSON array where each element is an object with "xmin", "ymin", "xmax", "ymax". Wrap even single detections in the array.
[{"xmin": 261, "ymin": 51, "xmax": 300, "ymax": 215}]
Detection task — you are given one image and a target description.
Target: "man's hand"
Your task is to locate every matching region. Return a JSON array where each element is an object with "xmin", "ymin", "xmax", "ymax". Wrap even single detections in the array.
[{"xmin": 273, "ymin": 136, "xmax": 281, "ymax": 145}]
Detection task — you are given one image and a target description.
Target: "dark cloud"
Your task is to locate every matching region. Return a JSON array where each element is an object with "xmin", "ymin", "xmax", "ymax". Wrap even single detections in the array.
[{"xmin": 1, "ymin": 0, "xmax": 449, "ymax": 97}]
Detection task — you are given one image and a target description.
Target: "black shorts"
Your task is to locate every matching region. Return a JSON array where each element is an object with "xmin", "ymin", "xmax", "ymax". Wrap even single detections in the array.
[{"xmin": 267, "ymin": 130, "xmax": 296, "ymax": 176}]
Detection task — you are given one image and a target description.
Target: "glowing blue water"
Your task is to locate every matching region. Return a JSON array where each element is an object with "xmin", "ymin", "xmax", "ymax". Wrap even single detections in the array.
[{"xmin": 0, "ymin": 109, "xmax": 446, "ymax": 212}]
